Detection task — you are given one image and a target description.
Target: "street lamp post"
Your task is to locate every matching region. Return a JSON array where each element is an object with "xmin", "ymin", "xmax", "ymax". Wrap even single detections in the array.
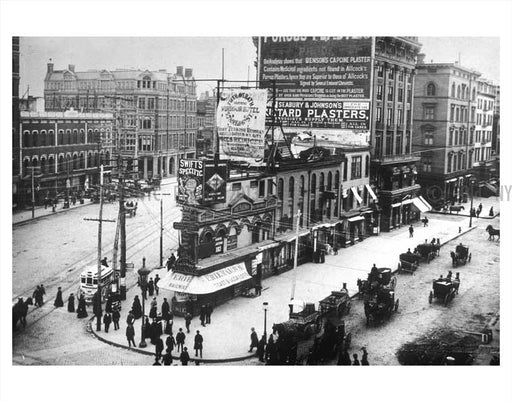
[
  {"xmin": 469, "ymin": 177, "xmax": 475, "ymax": 228},
  {"xmin": 137, "ymin": 257, "xmax": 151, "ymax": 348},
  {"xmin": 263, "ymin": 301, "xmax": 269, "ymax": 343}
]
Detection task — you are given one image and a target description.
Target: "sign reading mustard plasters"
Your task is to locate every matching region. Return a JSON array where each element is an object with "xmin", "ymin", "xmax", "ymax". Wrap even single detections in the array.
[{"xmin": 216, "ymin": 89, "xmax": 268, "ymax": 165}]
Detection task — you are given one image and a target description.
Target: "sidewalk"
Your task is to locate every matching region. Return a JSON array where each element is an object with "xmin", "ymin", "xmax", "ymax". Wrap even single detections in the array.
[
  {"xmin": 90, "ymin": 213, "xmax": 476, "ymax": 362},
  {"xmin": 12, "ymin": 176, "xmax": 178, "ymax": 226},
  {"xmin": 429, "ymin": 195, "xmax": 500, "ymax": 219}
]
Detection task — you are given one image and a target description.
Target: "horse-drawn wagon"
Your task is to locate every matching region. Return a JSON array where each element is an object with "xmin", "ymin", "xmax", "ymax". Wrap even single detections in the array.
[
  {"xmin": 398, "ymin": 252, "xmax": 420, "ymax": 274},
  {"xmin": 319, "ymin": 286, "xmax": 351, "ymax": 318},
  {"xmin": 450, "ymin": 243, "xmax": 471, "ymax": 267},
  {"xmin": 415, "ymin": 243, "xmax": 439, "ymax": 263},
  {"xmin": 429, "ymin": 273, "xmax": 460, "ymax": 306}
]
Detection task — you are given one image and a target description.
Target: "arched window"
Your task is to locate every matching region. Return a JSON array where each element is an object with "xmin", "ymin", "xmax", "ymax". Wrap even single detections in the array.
[
  {"xmin": 87, "ymin": 152, "xmax": 93, "ymax": 168},
  {"xmin": 73, "ymin": 129, "xmax": 78, "ymax": 144},
  {"xmin": 472, "ymin": 88, "xmax": 476, "ymax": 101},
  {"xmin": 457, "ymin": 85, "xmax": 461, "ymax": 99},
  {"xmin": 23, "ymin": 159, "xmax": 29, "ymax": 176},
  {"xmin": 288, "ymin": 176, "xmax": 295, "ymax": 220},
  {"xmin": 65, "ymin": 129, "xmax": 71, "ymax": 145},
  {"xmin": 59, "ymin": 155, "xmax": 65, "ymax": 172},
  {"xmin": 319, "ymin": 172, "xmax": 325, "ymax": 192},
  {"xmin": 311, "ymin": 173, "xmax": 316, "ymax": 194},
  {"xmin": 80, "ymin": 129, "xmax": 85, "ymax": 143},
  {"xmin": 327, "ymin": 172, "xmax": 333, "ymax": 190},
  {"xmin": 48, "ymin": 156, "xmax": 55, "ymax": 173},
  {"xmin": 94, "ymin": 152, "xmax": 99, "ymax": 167},
  {"xmin": 426, "ymin": 83, "xmax": 436, "ymax": 96},
  {"xmin": 40, "ymin": 156, "xmax": 47, "ymax": 174},
  {"xmin": 451, "ymin": 83, "xmax": 456, "ymax": 98},
  {"xmin": 32, "ymin": 157, "xmax": 38, "ymax": 168},
  {"xmin": 23, "ymin": 130, "xmax": 30, "ymax": 147},
  {"xmin": 48, "ymin": 130, "xmax": 55, "ymax": 146},
  {"xmin": 40, "ymin": 130, "xmax": 47, "ymax": 147},
  {"xmin": 73, "ymin": 154, "xmax": 78, "ymax": 170},
  {"xmin": 79, "ymin": 152, "xmax": 85, "ymax": 169}
]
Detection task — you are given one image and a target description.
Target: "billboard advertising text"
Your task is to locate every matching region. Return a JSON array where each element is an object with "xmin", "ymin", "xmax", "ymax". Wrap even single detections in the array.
[
  {"xmin": 203, "ymin": 160, "xmax": 228, "ymax": 204},
  {"xmin": 216, "ymin": 89, "xmax": 268, "ymax": 166},
  {"xmin": 177, "ymin": 159, "xmax": 204, "ymax": 205},
  {"xmin": 258, "ymin": 36, "xmax": 372, "ymax": 100}
]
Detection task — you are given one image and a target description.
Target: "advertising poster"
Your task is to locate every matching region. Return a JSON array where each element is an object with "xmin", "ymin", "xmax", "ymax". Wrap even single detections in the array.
[
  {"xmin": 216, "ymin": 89, "xmax": 268, "ymax": 165},
  {"xmin": 177, "ymin": 159, "xmax": 204, "ymax": 205},
  {"xmin": 270, "ymin": 100, "xmax": 370, "ymax": 129},
  {"xmin": 203, "ymin": 160, "xmax": 228, "ymax": 204},
  {"xmin": 258, "ymin": 36, "xmax": 372, "ymax": 99}
]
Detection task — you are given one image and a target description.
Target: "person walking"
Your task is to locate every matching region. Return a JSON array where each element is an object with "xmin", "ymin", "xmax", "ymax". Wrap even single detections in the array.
[
  {"xmin": 148, "ymin": 278, "xmax": 155, "ymax": 297},
  {"xmin": 361, "ymin": 347, "xmax": 369, "ymax": 365},
  {"xmin": 352, "ymin": 353, "xmax": 360, "ymax": 365},
  {"xmin": 185, "ymin": 312, "xmax": 192, "ymax": 333},
  {"xmin": 112, "ymin": 307, "xmax": 120, "ymax": 330},
  {"xmin": 194, "ymin": 330, "xmax": 204, "ymax": 358},
  {"xmin": 67, "ymin": 293, "xmax": 75, "ymax": 313},
  {"xmin": 103, "ymin": 312, "xmax": 112, "ymax": 333},
  {"xmin": 249, "ymin": 327, "xmax": 259, "ymax": 353},
  {"xmin": 167, "ymin": 253, "xmax": 176, "ymax": 271},
  {"xmin": 155, "ymin": 336, "xmax": 164, "ymax": 360},
  {"xmin": 176, "ymin": 328, "xmax": 186, "ymax": 353},
  {"xmin": 162, "ymin": 352, "xmax": 173, "ymax": 366},
  {"xmin": 409, "ymin": 225, "xmax": 414, "ymax": 238},
  {"xmin": 489, "ymin": 206, "xmax": 494, "ymax": 216},
  {"xmin": 166, "ymin": 333, "xmax": 176, "ymax": 354},
  {"xmin": 126, "ymin": 310, "xmax": 135, "ymax": 326},
  {"xmin": 423, "ymin": 216, "xmax": 429, "ymax": 227},
  {"xmin": 206, "ymin": 303, "xmax": 213, "ymax": 324},
  {"xmin": 53, "ymin": 287, "xmax": 64, "ymax": 308},
  {"xmin": 149, "ymin": 304, "xmax": 158, "ymax": 320},
  {"xmin": 40, "ymin": 284, "xmax": 46, "ymax": 301},
  {"xmin": 126, "ymin": 323, "xmax": 136, "ymax": 348},
  {"xmin": 199, "ymin": 305, "xmax": 206, "ymax": 327},
  {"xmin": 76, "ymin": 293, "xmax": 88, "ymax": 318},
  {"xmin": 180, "ymin": 347, "xmax": 190, "ymax": 366},
  {"xmin": 132, "ymin": 296, "xmax": 142, "ymax": 319},
  {"xmin": 154, "ymin": 274, "xmax": 160, "ymax": 296}
]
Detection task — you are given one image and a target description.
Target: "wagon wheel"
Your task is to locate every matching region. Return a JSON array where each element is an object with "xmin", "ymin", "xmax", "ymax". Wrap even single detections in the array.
[
  {"xmin": 394, "ymin": 298, "xmax": 399, "ymax": 312},
  {"xmin": 444, "ymin": 293, "xmax": 450, "ymax": 306},
  {"xmin": 468, "ymin": 253, "xmax": 472, "ymax": 262},
  {"xmin": 428, "ymin": 291, "xmax": 433, "ymax": 304}
]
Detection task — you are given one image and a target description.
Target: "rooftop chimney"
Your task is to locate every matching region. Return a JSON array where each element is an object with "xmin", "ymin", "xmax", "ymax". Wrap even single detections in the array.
[
  {"xmin": 176, "ymin": 66, "xmax": 183, "ymax": 76},
  {"xmin": 185, "ymin": 68, "xmax": 193, "ymax": 78},
  {"xmin": 47, "ymin": 59, "xmax": 54, "ymax": 73},
  {"xmin": 68, "ymin": 64, "xmax": 75, "ymax": 73},
  {"xmin": 417, "ymin": 53, "xmax": 425, "ymax": 65}
]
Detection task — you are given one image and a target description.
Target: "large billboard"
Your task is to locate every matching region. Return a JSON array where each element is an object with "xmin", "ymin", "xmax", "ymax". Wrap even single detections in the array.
[
  {"xmin": 177, "ymin": 159, "xmax": 204, "ymax": 205},
  {"xmin": 258, "ymin": 36, "xmax": 372, "ymax": 99},
  {"xmin": 217, "ymin": 89, "xmax": 268, "ymax": 166},
  {"xmin": 270, "ymin": 100, "xmax": 370, "ymax": 130}
]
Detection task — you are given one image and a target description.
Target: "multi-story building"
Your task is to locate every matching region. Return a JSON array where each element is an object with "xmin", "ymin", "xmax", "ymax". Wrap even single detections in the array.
[
  {"xmin": 370, "ymin": 37, "xmax": 425, "ymax": 231},
  {"xmin": 413, "ymin": 57, "xmax": 481, "ymax": 206},
  {"xmin": 16, "ymin": 109, "xmax": 114, "ymax": 207},
  {"xmin": 43, "ymin": 63, "xmax": 197, "ymax": 179},
  {"xmin": 196, "ymin": 91, "xmax": 216, "ymax": 157},
  {"xmin": 13, "ymin": 37, "xmax": 21, "ymax": 206},
  {"xmin": 473, "ymin": 78, "xmax": 497, "ymax": 186}
]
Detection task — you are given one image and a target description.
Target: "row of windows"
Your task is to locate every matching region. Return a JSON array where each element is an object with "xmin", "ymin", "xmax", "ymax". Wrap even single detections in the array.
[
  {"xmin": 376, "ymin": 84, "xmax": 411, "ymax": 103},
  {"xmin": 376, "ymin": 107, "xmax": 407, "ymax": 126},
  {"xmin": 376, "ymin": 65, "xmax": 411, "ymax": 83},
  {"xmin": 477, "ymin": 98, "xmax": 494, "ymax": 111},
  {"xmin": 446, "ymin": 152, "xmax": 469, "ymax": 173},
  {"xmin": 22, "ymin": 129, "xmax": 107, "ymax": 148},
  {"xmin": 476, "ymin": 113, "xmax": 493, "ymax": 126},
  {"xmin": 450, "ymin": 82, "xmax": 476, "ymax": 101},
  {"xmin": 137, "ymin": 97, "xmax": 197, "ymax": 112},
  {"xmin": 374, "ymin": 133, "xmax": 411, "ymax": 157},
  {"xmin": 22, "ymin": 151, "xmax": 109, "ymax": 175},
  {"xmin": 449, "ymin": 105, "xmax": 475, "ymax": 123},
  {"xmin": 120, "ymin": 132, "xmax": 196, "ymax": 153}
]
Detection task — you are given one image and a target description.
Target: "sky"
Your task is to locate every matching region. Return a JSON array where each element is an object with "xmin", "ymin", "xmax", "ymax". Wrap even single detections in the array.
[{"xmin": 19, "ymin": 36, "xmax": 500, "ymax": 99}]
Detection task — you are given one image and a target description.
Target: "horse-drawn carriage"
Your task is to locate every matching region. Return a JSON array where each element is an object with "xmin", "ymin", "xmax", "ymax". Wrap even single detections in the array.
[
  {"xmin": 429, "ymin": 273, "xmax": 460, "ymax": 306},
  {"xmin": 450, "ymin": 244, "xmax": 471, "ymax": 267},
  {"xmin": 398, "ymin": 252, "xmax": 420, "ymax": 274},
  {"xmin": 486, "ymin": 225, "xmax": 500, "ymax": 241},
  {"xmin": 415, "ymin": 243, "xmax": 439, "ymax": 263},
  {"xmin": 319, "ymin": 287, "xmax": 351, "ymax": 318}
]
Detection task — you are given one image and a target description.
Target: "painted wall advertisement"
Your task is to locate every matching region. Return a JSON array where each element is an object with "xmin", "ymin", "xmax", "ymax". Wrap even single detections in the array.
[
  {"xmin": 258, "ymin": 36, "xmax": 372, "ymax": 99},
  {"xmin": 203, "ymin": 160, "xmax": 228, "ymax": 204},
  {"xmin": 270, "ymin": 100, "xmax": 370, "ymax": 130},
  {"xmin": 177, "ymin": 159, "xmax": 204, "ymax": 205},
  {"xmin": 216, "ymin": 89, "xmax": 268, "ymax": 165}
]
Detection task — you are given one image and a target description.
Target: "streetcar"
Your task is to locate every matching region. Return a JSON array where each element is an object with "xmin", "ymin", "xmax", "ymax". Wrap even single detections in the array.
[{"xmin": 79, "ymin": 265, "xmax": 114, "ymax": 304}]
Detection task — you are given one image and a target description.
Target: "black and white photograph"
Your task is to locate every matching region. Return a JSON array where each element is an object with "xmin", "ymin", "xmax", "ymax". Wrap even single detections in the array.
[{"xmin": 1, "ymin": 1, "xmax": 511, "ymax": 402}]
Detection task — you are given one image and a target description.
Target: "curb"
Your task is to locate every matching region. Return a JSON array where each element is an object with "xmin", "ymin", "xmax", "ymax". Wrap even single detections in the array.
[
  {"xmin": 13, "ymin": 201, "xmax": 93, "ymax": 227},
  {"xmin": 428, "ymin": 211, "xmax": 500, "ymax": 220},
  {"xmin": 88, "ymin": 316, "xmax": 258, "ymax": 364}
]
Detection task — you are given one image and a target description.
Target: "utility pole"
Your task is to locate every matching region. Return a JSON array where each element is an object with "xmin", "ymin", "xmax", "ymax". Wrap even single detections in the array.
[
  {"xmin": 119, "ymin": 155, "xmax": 127, "ymax": 300},
  {"xmin": 154, "ymin": 191, "xmax": 173, "ymax": 266},
  {"xmin": 290, "ymin": 209, "xmax": 301, "ymax": 301},
  {"xmin": 31, "ymin": 166, "xmax": 35, "ymax": 219}
]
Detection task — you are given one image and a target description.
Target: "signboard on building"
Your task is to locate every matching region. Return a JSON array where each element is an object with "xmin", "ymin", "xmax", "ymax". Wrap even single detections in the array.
[
  {"xmin": 258, "ymin": 36, "xmax": 372, "ymax": 99},
  {"xmin": 270, "ymin": 100, "xmax": 370, "ymax": 129},
  {"xmin": 203, "ymin": 160, "xmax": 228, "ymax": 204},
  {"xmin": 177, "ymin": 159, "xmax": 204, "ymax": 205},
  {"xmin": 227, "ymin": 235, "xmax": 238, "ymax": 251},
  {"xmin": 216, "ymin": 89, "xmax": 268, "ymax": 165}
]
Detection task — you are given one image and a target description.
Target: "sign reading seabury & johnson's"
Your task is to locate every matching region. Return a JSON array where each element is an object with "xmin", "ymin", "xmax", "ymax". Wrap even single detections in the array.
[{"xmin": 216, "ymin": 89, "xmax": 268, "ymax": 166}]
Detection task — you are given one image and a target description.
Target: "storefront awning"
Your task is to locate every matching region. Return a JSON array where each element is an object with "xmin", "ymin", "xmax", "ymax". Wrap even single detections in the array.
[
  {"xmin": 411, "ymin": 197, "xmax": 429, "ymax": 213},
  {"xmin": 418, "ymin": 196, "xmax": 432, "ymax": 211},
  {"xmin": 351, "ymin": 187, "xmax": 363, "ymax": 204},
  {"xmin": 347, "ymin": 216, "xmax": 364, "ymax": 223},
  {"xmin": 446, "ymin": 178, "xmax": 457, "ymax": 183},
  {"xmin": 365, "ymin": 184, "xmax": 378, "ymax": 201},
  {"xmin": 402, "ymin": 199, "xmax": 413, "ymax": 205},
  {"xmin": 159, "ymin": 263, "xmax": 251, "ymax": 295}
]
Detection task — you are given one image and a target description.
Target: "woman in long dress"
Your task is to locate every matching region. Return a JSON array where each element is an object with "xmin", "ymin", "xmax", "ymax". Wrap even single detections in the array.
[
  {"xmin": 54, "ymin": 287, "xmax": 64, "ymax": 308},
  {"xmin": 67, "ymin": 293, "xmax": 75, "ymax": 312},
  {"xmin": 77, "ymin": 294, "xmax": 88, "ymax": 318}
]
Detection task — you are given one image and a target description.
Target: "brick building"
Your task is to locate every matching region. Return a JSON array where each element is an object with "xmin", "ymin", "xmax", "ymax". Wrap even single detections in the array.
[
  {"xmin": 196, "ymin": 91, "xmax": 216, "ymax": 157},
  {"xmin": 43, "ymin": 63, "xmax": 197, "ymax": 179},
  {"xmin": 413, "ymin": 58, "xmax": 481, "ymax": 206}
]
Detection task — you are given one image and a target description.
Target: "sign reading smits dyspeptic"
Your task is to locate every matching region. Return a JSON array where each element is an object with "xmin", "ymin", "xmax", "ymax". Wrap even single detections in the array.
[
  {"xmin": 258, "ymin": 36, "xmax": 372, "ymax": 99},
  {"xmin": 217, "ymin": 89, "xmax": 268, "ymax": 165}
]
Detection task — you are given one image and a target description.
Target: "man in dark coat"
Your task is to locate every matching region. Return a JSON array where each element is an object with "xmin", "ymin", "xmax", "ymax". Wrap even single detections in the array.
[
  {"xmin": 167, "ymin": 253, "xmax": 176, "ymax": 271},
  {"xmin": 361, "ymin": 347, "xmax": 369, "ymax": 365},
  {"xmin": 155, "ymin": 337, "xmax": 164, "ymax": 360},
  {"xmin": 132, "ymin": 296, "xmax": 142, "ymax": 319},
  {"xmin": 154, "ymin": 274, "xmax": 160, "ymax": 296},
  {"xmin": 161, "ymin": 298, "xmax": 170, "ymax": 320},
  {"xmin": 103, "ymin": 312, "xmax": 112, "ymax": 333},
  {"xmin": 162, "ymin": 352, "xmax": 173, "ymax": 366},
  {"xmin": 199, "ymin": 305, "xmax": 206, "ymax": 327},
  {"xmin": 194, "ymin": 330, "xmax": 204, "ymax": 358},
  {"xmin": 77, "ymin": 294, "xmax": 88, "ymax": 318},
  {"xmin": 205, "ymin": 303, "xmax": 213, "ymax": 324},
  {"xmin": 67, "ymin": 293, "xmax": 75, "ymax": 312},
  {"xmin": 126, "ymin": 323, "xmax": 136, "ymax": 348},
  {"xmin": 148, "ymin": 278, "xmax": 155, "ymax": 297},
  {"xmin": 112, "ymin": 307, "xmax": 120, "ymax": 330},
  {"xmin": 176, "ymin": 328, "xmax": 186, "ymax": 353},
  {"xmin": 149, "ymin": 304, "xmax": 158, "ymax": 320},
  {"xmin": 166, "ymin": 334, "xmax": 176, "ymax": 354},
  {"xmin": 185, "ymin": 312, "xmax": 192, "ymax": 333},
  {"xmin": 54, "ymin": 287, "xmax": 64, "ymax": 307},
  {"xmin": 180, "ymin": 347, "xmax": 190, "ymax": 366},
  {"xmin": 126, "ymin": 310, "xmax": 135, "ymax": 326},
  {"xmin": 249, "ymin": 327, "xmax": 258, "ymax": 352}
]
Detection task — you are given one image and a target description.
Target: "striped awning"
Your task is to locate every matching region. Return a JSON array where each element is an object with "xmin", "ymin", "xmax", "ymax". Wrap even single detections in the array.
[
  {"xmin": 351, "ymin": 187, "xmax": 363, "ymax": 204},
  {"xmin": 365, "ymin": 184, "xmax": 378, "ymax": 201}
]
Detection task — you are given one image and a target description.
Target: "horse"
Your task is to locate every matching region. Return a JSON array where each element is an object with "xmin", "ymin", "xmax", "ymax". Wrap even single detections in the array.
[
  {"xmin": 449, "ymin": 205, "xmax": 465, "ymax": 214},
  {"xmin": 486, "ymin": 225, "xmax": 500, "ymax": 241},
  {"xmin": 12, "ymin": 297, "xmax": 33, "ymax": 331}
]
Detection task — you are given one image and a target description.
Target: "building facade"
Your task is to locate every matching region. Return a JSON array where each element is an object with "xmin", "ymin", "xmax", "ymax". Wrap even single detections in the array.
[
  {"xmin": 15, "ymin": 109, "xmax": 114, "ymax": 207},
  {"xmin": 13, "ymin": 37, "xmax": 21, "ymax": 206},
  {"xmin": 196, "ymin": 91, "xmax": 216, "ymax": 157},
  {"xmin": 413, "ymin": 58, "xmax": 481, "ymax": 207},
  {"xmin": 370, "ymin": 37, "xmax": 424, "ymax": 231},
  {"xmin": 43, "ymin": 63, "xmax": 197, "ymax": 179}
]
